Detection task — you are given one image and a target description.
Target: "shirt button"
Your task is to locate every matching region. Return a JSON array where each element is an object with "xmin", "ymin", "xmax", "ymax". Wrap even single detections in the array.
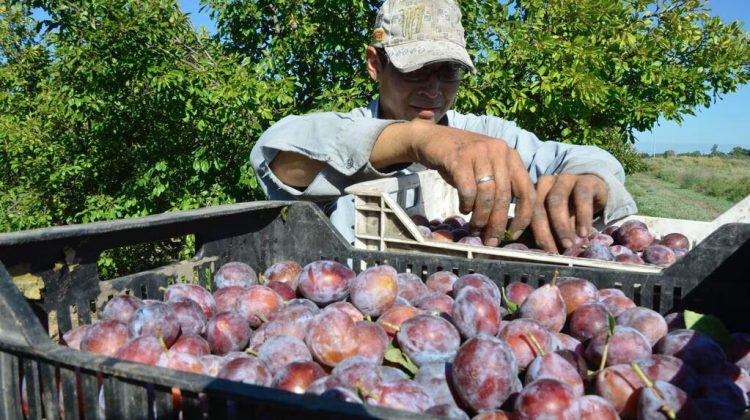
[{"xmin": 346, "ymin": 158, "xmax": 354, "ymax": 169}]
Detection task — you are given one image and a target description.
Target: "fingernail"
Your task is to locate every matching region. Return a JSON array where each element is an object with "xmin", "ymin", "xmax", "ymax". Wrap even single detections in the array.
[
  {"xmin": 561, "ymin": 239, "xmax": 573, "ymax": 249},
  {"xmin": 578, "ymin": 227, "xmax": 589, "ymax": 237},
  {"xmin": 485, "ymin": 238, "xmax": 499, "ymax": 247},
  {"xmin": 513, "ymin": 230, "xmax": 525, "ymax": 240}
]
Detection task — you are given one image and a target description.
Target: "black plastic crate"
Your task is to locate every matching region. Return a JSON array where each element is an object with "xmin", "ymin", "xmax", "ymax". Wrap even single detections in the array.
[{"xmin": 0, "ymin": 200, "xmax": 748, "ymax": 419}]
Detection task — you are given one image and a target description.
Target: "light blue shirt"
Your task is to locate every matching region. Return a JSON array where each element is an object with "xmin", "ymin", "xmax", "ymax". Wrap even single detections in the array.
[{"xmin": 250, "ymin": 99, "xmax": 637, "ymax": 244}]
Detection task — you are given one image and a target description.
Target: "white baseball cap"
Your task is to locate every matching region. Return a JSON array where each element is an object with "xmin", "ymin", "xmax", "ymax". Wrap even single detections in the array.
[{"xmin": 372, "ymin": 0, "xmax": 476, "ymax": 73}]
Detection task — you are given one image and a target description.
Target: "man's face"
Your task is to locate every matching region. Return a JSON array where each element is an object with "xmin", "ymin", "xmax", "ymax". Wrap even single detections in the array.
[{"xmin": 368, "ymin": 48, "xmax": 462, "ymax": 123}]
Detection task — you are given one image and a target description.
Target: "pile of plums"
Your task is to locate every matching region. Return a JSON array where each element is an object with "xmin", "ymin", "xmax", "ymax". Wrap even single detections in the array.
[
  {"xmin": 61, "ymin": 260, "xmax": 749, "ymax": 419},
  {"xmin": 412, "ymin": 214, "xmax": 690, "ymax": 268}
]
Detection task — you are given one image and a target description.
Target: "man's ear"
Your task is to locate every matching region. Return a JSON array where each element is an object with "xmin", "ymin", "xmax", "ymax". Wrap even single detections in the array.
[{"xmin": 366, "ymin": 46, "xmax": 382, "ymax": 82}]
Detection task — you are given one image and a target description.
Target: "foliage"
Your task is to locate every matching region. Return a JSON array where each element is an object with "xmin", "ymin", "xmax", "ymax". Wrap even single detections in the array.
[
  {"xmin": 1, "ymin": 0, "xmax": 749, "ymax": 274},
  {"xmin": 0, "ymin": 0, "xmax": 282, "ymax": 235},
  {"xmin": 458, "ymin": 0, "xmax": 749, "ymax": 165}
]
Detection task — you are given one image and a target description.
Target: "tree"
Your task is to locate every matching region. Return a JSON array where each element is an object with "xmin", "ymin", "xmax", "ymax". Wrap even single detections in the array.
[
  {"xmin": 729, "ymin": 146, "xmax": 750, "ymax": 158},
  {"xmin": 709, "ymin": 144, "xmax": 723, "ymax": 156},
  {"xmin": 2, "ymin": 0, "xmax": 749, "ymax": 237},
  {"xmin": 459, "ymin": 0, "xmax": 749, "ymax": 168},
  {"xmin": 205, "ymin": 0, "xmax": 749, "ymax": 172},
  {"xmin": 1, "ymin": 0, "xmax": 285, "ymax": 234}
]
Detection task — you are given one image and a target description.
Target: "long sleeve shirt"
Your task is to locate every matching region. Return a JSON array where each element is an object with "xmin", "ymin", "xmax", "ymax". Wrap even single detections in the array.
[{"xmin": 250, "ymin": 98, "xmax": 637, "ymax": 244}]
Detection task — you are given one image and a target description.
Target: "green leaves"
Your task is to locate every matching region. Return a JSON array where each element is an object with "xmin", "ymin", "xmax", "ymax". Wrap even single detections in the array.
[
  {"xmin": 683, "ymin": 309, "xmax": 731, "ymax": 348},
  {"xmin": 459, "ymin": 0, "xmax": 750, "ymax": 172},
  {"xmin": 384, "ymin": 342, "xmax": 419, "ymax": 376}
]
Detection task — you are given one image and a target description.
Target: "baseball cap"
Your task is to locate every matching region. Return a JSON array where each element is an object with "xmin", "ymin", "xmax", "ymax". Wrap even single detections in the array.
[{"xmin": 372, "ymin": 0, "xmax": 476, "ymax": 73}]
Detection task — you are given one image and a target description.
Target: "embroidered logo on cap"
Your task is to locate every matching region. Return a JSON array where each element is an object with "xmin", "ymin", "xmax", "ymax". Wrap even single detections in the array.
[
  {"xmin": 373, "ymin": 27, "xmax": 386, "ymax": 43},
  {"xmin": 401, "ymin": 5, "xmax": 425, "ymax": 40}
]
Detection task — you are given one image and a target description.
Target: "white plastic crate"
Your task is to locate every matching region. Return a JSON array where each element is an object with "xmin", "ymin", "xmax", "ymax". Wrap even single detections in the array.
[{"xmin": 345, "ymin": 170, "xmax": 750, "ymax": 273}]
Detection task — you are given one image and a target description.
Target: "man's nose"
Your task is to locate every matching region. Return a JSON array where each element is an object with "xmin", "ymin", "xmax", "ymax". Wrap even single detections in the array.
[{"xmin": 418, "ymin": 73, "xmax": 442, "ymax": 97}]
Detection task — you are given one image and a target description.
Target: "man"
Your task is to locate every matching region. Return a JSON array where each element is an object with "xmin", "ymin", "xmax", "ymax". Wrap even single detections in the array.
[{"xmin": 250, "ymin": 0, "xmax": 637, "ymax": 253}]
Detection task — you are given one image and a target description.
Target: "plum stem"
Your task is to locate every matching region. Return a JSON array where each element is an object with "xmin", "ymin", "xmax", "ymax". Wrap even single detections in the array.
[
  {"xmin": 380, "ymin": 321, "xmax": 400, "ymax": 332},
  {"xmin": 245, "ymin": 347, "xmax": 259, "ymax": 356},
  {"xmin": 158, "ymin": 335, "xmax": 170, "ymax": 357},
  {"xmin": 551, "ymin": 270, "xmax": 559, "ymax": 287},
  {"xmin": 255, "ymin": 312, "xmax": 268, "ymax": 324},
  {"xmin": 598, "ymin": 332, "xmax": 611, "ymax": 372},
  {"xmin": 526, "ymin": 332, "xmax": 545, "ymax": 357},
  {"xmin": 630, "ymin": 362, "xmax": 677, "ymax": 420},
  {"xmin": 630, "ymin": 362, "xmax": 654, "ymax": 389}
]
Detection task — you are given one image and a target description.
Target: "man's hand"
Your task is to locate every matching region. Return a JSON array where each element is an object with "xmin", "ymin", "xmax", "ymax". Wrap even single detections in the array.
[
  {"xmin": 530, "ymin": 174, "xmax": 609, "ymax": 253},
  {"xmin": 372, "ymin": 121, "xmax": 536, "ymax": 247}
]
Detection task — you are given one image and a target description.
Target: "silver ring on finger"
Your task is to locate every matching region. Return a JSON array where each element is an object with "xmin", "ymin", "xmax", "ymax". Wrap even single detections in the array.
[{"xmin": 475, "ymin": 175, "xmax": 495, "ymax": 185}]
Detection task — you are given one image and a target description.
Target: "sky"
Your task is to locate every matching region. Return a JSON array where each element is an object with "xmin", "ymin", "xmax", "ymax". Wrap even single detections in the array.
[{"xmin": 179, "ymin": 0, "xmax": 750, "ymax": 155}]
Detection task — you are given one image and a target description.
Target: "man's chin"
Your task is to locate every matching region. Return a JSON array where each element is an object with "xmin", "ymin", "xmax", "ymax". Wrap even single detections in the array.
[{"xmin": 412, "ymin": 109, "xmax": 441, "ymax": 122}]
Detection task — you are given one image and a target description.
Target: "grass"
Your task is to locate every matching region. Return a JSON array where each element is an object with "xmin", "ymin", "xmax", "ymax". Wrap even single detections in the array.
[{"xmin": 625, "ymin": 156, "xmax": 749, "ymax": 221}]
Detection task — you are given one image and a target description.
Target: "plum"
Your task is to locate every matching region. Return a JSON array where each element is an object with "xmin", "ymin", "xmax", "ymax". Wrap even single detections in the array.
[
  {"xmin": 425, "ymin": 271, "xmax": 459, "ymax": 295},
  {"xmin": 205, "ymin": 311, "xmax": 251, "ymax": 355},
  {"xmin": 366, "ymin": 379, "xmax": 435, "ymax": 414},
  {"xmin": 297, "ymin": 260, "xmax": 355, "ymax": 306},
  {"xmin": 305, "ymin": 307, "xmax": 359, "ymax": 367},
  {"xmin": 350, "ymin": 265, "xmax": 398, "ymax": 317},
  {"xmin": 569, "ymin": 302, "xmax": 611, "ymax": 342},
  {"xmin": 215, "ymin": 261, "xmax": 257, "ymax": 289},
  {"xmin": 262, "ymin": 260, "xmax": 302, "ymax": 290},
  {"xmin": 514, "ymin": 378, "xmax": 579, "ymax": 419},
  {"xmin": 585, "ymin": 326, "xmax": 652, "ymax": 369},
  {"xmin": 100, "ymin": 295, "xmax": 143, "ymax": 324},
  {"xmin": 396, "ymin": 272, "xmax": 431, "ymax": 306},
  {"xmin": 659, "ymin": 232, "xmax": 690, "ymax": 251},
  {"xmin": 234, "ymin": 285, "xmax": 283, "ymax": 328},
  {"xmin": 498, "ymin": 318, "xmax": 554, "ymax": 370},
  {"xmin": 517, "ymin": 281, "xmax": 566, "ymax": 333},
  {"xmin": 616, "ymin": 306, "xmax": 668, "ymax": 347},
  {"xmin": 414, "ymin": 362, "xmax": 459, "ymax": 407},
  {"xmin": 556, "ymin": 277, "xmax": 599, "ymax": 316},
  {"xmin": 397, "ymin": 314, "xmax": 461, "ymax": 366},
  {"xmin": 272, "ymin": 360, "xmax": 327, "ymax": 394},
  {"xmin": 128, "ymin": 302, "xmax": 180, "ymax": 347},
  {"xmin": 258, "ymin": 335, "xmax": 312, "ymax": 376},
  {"xmin": 452, "ymin": 286, "xmax": 502, "ymax": 338},
  {"xmin": 612, "ymin": 220, "xmax": 654, "ymax": 252},
  {"xmin": 354, "ymin": 320, "xmax": 388, "ymax": 364},
  {"xmin": 217, "ymin": 356, "xmax": 272, "ymax": 387},
  {"xmin": 115, "ymin": 336, "xmax": 165, "ymax": 365},
  {"xmin": 163, "ymin": 283, "xmax": 216, "ymax": 319},
  {"xmin": 451, "ymin": 335, "xmax": 519, "ymax": 413},
  {"xmin": 642, "ymin": 244, "xmax": 677, "ymax": 267}
]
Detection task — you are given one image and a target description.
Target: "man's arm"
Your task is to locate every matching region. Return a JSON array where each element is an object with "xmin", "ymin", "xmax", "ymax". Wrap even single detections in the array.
[
  {"xmin": 450, "ymin": 112, "xmax": 637, "ymax": 251},
  {"xmin": 263, "ymin": 119, "xmax": 537, "ymax": 247}
]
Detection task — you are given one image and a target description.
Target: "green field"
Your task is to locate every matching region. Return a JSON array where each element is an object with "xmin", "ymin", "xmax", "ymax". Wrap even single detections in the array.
[{"xmin": 625, "ymin": 156, "xmax": 750, "ymax": 221}]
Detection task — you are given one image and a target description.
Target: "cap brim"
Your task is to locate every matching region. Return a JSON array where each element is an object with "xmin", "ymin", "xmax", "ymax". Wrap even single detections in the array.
[{"xmin": 385, "ymin": 40, "xmax": 476, "ymax": 74}]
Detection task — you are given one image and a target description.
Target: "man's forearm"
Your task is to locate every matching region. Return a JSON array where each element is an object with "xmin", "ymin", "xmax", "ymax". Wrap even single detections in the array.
[
  {"xmin": 269, "ymin": 151, "xmax": 326, "ymax": 187},
  {"xmin": 270, "ymin": 121, "xmax": 419, "ymax": 187}
]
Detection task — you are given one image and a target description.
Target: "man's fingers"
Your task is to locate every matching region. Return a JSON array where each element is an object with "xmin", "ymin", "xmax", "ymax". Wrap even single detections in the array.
[
  {"xmin": 572, "ymin": 180, "xmax": 595, "ymax": 238},
  {"xmin": 531, "ymin": 176, "xmax": 558, "ymax": 253},
  {"xmin": 468, "ymin": 162, "xmax": 496, "ymax": 238},
  {"xmin": 481, "ymin": 172, "xmax": 512, "ymax": 247},
  {"xmin": 506, "ymin": 151, "xmax": 535, "ymax": 238},
  {"xmin": 545, "ymin": 175, "xmax": 577, "ymax": 250},
  {"xmin": 448, "ymin": 169, "xmax": 478, "ymax": 215},
  {"xmin": 573, "ymin": 175, "xmax": 609, "ymax": 237}
]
